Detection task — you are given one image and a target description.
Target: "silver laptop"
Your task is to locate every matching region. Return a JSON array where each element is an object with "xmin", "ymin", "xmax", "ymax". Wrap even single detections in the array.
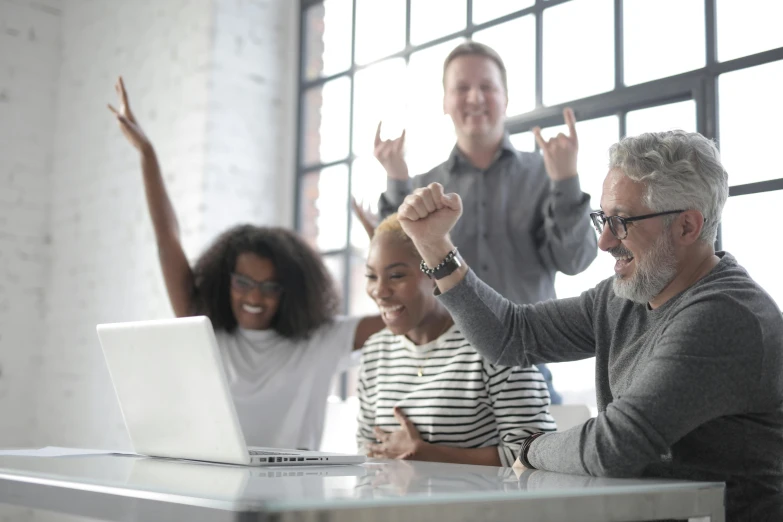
[{"xmin": 96, "ymin": 316, "xmax": 365, "ymax": 467}]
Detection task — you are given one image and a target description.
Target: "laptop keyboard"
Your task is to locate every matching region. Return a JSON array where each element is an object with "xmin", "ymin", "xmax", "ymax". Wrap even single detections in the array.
[{"xmin": 248, "ymin": 449, "xmax": 298, "ymax": 456}]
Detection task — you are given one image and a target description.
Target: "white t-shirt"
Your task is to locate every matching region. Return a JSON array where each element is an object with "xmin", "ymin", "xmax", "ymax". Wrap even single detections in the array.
[{"xmin": 214, "ymin": 316, "xmax": 361, "ymax": 451}]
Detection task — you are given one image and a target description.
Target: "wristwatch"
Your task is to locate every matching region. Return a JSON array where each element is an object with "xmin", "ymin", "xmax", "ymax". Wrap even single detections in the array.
[{"xmin": 420, "ymin": 248, "xmax": 462, "ymax": 280}]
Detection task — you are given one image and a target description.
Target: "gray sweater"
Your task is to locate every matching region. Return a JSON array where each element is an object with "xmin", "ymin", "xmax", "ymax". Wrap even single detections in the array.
[{"xmin": 438, "ymin": 252, "xmax": 783, "ymax": 521}]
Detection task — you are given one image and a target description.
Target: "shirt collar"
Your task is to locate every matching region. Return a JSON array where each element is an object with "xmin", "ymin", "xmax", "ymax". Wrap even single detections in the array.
[{"xmin": 447, "ymin": 133, "xmax": 517, "ymax": 173}]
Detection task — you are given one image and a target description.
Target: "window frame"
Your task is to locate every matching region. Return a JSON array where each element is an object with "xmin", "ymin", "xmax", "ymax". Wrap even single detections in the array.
[{"xmin": 295, "ymin": 0, "xmax": 783, "ymax": 398}]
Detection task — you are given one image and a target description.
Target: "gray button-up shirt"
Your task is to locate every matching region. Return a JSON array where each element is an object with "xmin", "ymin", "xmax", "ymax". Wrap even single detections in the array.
[{"xmin": 379, "ymin": 135, "xmax": 597, "ymax": 305}]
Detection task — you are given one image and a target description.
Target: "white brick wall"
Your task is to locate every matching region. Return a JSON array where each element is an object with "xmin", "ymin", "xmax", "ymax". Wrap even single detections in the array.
[
  {"xmin": 0, "ymin": 0, "xmax": 61, "ymax": 447},
  {"xmin": 203, "ymin": 0, "xmax": 297, "ymax": 237},
  {"xmin": 0, "ymin": 0, "xmax": 298, "ymax": 451},
  {"xmin": 36, "ymin": 0, "xmax": 215, "ymax": 450}
]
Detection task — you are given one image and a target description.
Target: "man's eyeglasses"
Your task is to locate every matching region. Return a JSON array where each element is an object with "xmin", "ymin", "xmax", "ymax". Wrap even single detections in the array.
[
  {"xmin": 589, "ymin": 210, "xmax": 685, "ymax": 240},
  {"xmin": 230, "ymin": 273, "xmax": 283, "ymax": 297}
]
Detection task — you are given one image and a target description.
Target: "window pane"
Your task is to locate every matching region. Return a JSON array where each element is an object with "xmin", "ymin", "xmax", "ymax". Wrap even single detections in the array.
[
  {"xmin": 322, "ymin": 253, "xmax": 347, "ymax": 304},
  {"xmin": 349, "ymin": 254, "xmax": 378, "ymax": 316},
  {"xmin": 303, "ymin": 0, "xmax": 353, "ymax": 81},
  {"xmin": 352, "ymin": 59, "xmax": 407, "ymax": 156},
  {"xmin": 473, "ymin": 16, "xmax": 536, "ymax": 117},
  {"xmin": 717, "ymin": 0, "xmax": 783, "ymax": 62},
  {"xmin": 299, "ymin": 165, "xmax": 349, "ymax": 252},
  {"xmin": 350, "ymin": 156, "xmax": 387, "ymax": 251},
  {"xmin": 355, "ymin": 0, "xmax": 406, "ymax": 65},
  {"xmin": 543, "ymin": 0, "xmax": 614, "ymax": 106},
  {"xmin": 472, "ymin": 0, "xmax": 535, "ymax": 24},
  {"xmin": 411, "ymin": 0, "xmax": 467, "ymax": 45},
  {"xmin": 405, "ymin": 39, "xmax": 462, "ymax": 175},
  {"xmin": 721, "ymin": 191, "xmax": 783, "ymax": 309},
  {"xmin": 623, "ymin": 0, "xmax": 704, "ymax": 86},
  {"xmin": 509, "ymin": 131, "xmax": 535, "ymax": 152},
  {"xmin": 719, "ymin": 61, "xmax": 783, "ymax": 186},
  {"xmin": 625, "ymin": 100, "xmax": 697, "ymax": 137},
  {"xmin": 301, "ymin": 78, "xmax": 351, "ymax": 166},
  {"xmin": 548, "ymin": 358, "xmax": 597, "ymax": 408}
]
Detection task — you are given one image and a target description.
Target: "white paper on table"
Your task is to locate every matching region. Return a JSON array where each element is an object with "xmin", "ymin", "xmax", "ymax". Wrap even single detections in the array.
[{"xmin": 0, "ymin": 446, "xmax": 139, "ymax": 457}]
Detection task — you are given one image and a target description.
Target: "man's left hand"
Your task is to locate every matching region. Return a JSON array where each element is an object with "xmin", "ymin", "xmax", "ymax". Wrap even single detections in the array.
[{"xmin": 533, "ymin": 107, "xmax": 579, "ymax": 181}]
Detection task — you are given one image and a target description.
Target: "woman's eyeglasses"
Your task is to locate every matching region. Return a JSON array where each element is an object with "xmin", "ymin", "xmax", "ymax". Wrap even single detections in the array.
[{"xmin": 230, "ymin": 273, "xmax": 283, "ymax": 297}]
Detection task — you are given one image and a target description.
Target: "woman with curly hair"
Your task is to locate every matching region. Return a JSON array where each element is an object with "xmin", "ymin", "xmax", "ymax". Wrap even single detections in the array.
[{"xmin": 108, "ymin": 77, "xmax": 383, "ymax": 451}]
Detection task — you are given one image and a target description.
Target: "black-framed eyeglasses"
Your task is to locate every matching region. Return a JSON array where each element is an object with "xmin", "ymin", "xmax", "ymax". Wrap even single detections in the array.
[
  {"xmin": 230, "ymin": 273, "xmax": 283, "ymax": 297},
  {"xmin": 589, "ymin": 210, "xmax": 685, "ymax": 240}
]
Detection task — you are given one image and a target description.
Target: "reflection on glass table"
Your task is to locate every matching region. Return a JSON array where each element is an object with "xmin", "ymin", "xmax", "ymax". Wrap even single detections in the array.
[{"xmin": 0, "ymin": 454, "xmax": 726, "ymax": 521}]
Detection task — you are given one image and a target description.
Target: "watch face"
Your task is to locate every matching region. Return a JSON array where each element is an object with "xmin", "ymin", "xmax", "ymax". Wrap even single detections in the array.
[{"xmin": 433, "ymin": 255, "xmax": 462, "ymax": 280}]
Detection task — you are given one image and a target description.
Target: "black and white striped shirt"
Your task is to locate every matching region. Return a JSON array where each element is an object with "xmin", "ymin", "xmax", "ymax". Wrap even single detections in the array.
[{"xmin": 357, "ymin": 326, "xmax": 555, "ymax": 466}]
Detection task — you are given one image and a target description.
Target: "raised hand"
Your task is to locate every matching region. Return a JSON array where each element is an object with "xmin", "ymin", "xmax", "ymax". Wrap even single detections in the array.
[
  {"xmin": 107, "ymin": 76, "xmax": 150, "ymax": 152},
  {"xmin": 352, "ymin": 197, "xmax": 379, "ymax": 240},
  {"xmin": 533, "ymin": 107, "xmax": 579, "ymax": 181},
  {"xmin": 397, "ymin": 183, "xmax": 462, "ymax": 249},
  {"xmin": 374, "ymin": 121, "xmax": 409, "ymax": 181},
  {"xmin": 367, "ymin": 407, "xmax": 424, "ymax": 460}
]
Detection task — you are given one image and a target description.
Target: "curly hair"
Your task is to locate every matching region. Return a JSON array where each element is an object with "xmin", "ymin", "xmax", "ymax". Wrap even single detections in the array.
[{"xmin": 191, "ymin": 225, "xmax": 340, "ymax": 339}]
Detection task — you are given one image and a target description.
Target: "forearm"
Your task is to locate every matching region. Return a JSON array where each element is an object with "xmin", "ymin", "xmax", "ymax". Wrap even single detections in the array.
[
  {"xmin": 435, "ymin": 267, "xmax": 596, "ymax": 367},
  {"xmin": 527, "ymin": 406, "xmax": 665, "ymax": 477},
  {"xmin": 139, "ymin": 145, "xmax": 181, "ymax": 244},
  {"xmin": 540, "ymin": 177, "xmax": 597, "ymax": 275},
  {"xmin": 412, "ymin": 442, "xmax": 502, "ymax": 467},
  {"xmin": 138, "ymin": 145, "xmax": 195, "ymax": 317}
]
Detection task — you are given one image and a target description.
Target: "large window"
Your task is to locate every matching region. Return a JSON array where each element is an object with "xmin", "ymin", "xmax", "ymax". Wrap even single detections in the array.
[{"xmin": 297, "ymin": 0, "xmax": 783, "ymax": 416}]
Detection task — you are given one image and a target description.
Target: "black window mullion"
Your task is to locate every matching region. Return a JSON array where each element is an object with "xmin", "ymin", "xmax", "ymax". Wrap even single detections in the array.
[
  {"xmin": 405, "ymin": 0, "xmax": 412, "ymax": 49},
  {"xmin": 618, "ymin": 110, "xmax": 627, "ymax": 139},
  {"xmin": 336, "ymin": 0, "xmax": 361, "ymax": 400},
  {"xmin": 293, "ymin": 2, "xmax": 310, "ymax": 230},
  {"xmin": 614, "ymin": 0, "xmax": 623, "ymax": 90},
  {"xmin": 703, "ymin": 0, "xmax": 719, "ymax": 141},
  {"xmin": 534, "ymin": 1, "xmax": 543, "ymax": 111},
  {"xmin": 705, "ymin": 0, "xmax": 720, "ymax": 250},
  {"xmin": 343, "ymin": 0, "xmax": 358, "ymax": 314}
]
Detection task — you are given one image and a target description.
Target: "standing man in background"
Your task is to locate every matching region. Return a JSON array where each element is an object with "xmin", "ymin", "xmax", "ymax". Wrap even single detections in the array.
[{"xmin": 374, "ymin": 42, "xmax": 597, "ymax": 403}]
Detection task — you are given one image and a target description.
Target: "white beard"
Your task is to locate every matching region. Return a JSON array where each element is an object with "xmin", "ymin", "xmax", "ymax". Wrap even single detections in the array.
[{"xmin": 612, "ymin": 231, "xmax": 678, "ymax": 305}]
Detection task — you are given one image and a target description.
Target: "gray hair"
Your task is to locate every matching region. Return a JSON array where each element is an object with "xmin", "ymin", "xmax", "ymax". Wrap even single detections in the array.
[{"xmin": 608, "ymin": 130, "xmax": 728, "ymax": 244}]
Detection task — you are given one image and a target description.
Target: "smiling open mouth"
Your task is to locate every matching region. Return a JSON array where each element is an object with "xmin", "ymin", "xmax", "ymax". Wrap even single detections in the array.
[{"xmin": 242, "ymin": 304, "xmax": 263, "ymax": 314}]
